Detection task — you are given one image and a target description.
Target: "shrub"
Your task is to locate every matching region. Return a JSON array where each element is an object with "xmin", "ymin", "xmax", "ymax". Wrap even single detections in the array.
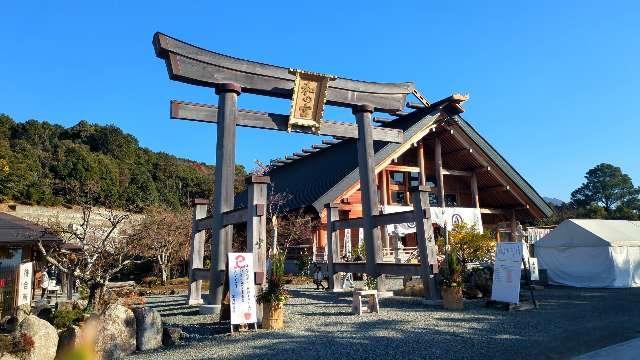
[
  {"xmin": 0, "ymin": 333, "xmax": 35, "ymax": 356},
  {"xmin": 257, "ymin": 252, "xmax": 289, "ymax": 305},
  {"xmin": 141, "ymin": 276, "xmax": 161, "ymax": 288},
  {"xmin": 439, "ymin": 222, "xmax": 495, "ymax": 269},
  {"xmin": 50, "ymin": 308, "xmax": 84, "ymax": 329}
]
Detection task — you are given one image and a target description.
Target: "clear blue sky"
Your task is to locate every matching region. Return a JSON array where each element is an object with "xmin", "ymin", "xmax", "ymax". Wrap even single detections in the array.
[{"xmin": 2, "ymin": 1, "xmax": 638, "ymax": 201}]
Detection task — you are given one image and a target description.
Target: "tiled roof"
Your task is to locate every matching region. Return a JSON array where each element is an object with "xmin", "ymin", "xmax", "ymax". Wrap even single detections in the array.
[{"xmin": 0, "ymin": 212, "xmax": 61, "ymax": 244}]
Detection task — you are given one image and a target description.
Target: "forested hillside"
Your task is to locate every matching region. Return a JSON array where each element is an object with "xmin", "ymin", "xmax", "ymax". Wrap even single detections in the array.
[{"xmin": 0, "ymin": 113, "xmax": 246, "ymax": 211}]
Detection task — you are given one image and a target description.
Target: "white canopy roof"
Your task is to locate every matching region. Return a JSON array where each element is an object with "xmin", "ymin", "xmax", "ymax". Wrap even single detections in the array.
[{"xmin": 535, "ymin": 219, "xmax": 640, "ymax": 248}]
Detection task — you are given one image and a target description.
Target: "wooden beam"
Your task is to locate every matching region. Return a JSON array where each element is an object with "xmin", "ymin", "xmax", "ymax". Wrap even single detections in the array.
[
  {"xmin": 372, "ymin": 210, "xmax": 416, "ymax": 227},
  {"xmin": 417, "ymin": 140, "xmax": 426, "ymax": 186},
  {"xmin": 312, "ymin": 144, "xmax": 329, "ymax": 150},
  {"xmin": 471, "ymin": 173, "xmax": 479, "ymax": 208},
  {"xmin": 442, "ymin": 168, "xmax": 473, "ymax": 177},
  {"xmin": 285, "ymin": 156, "xmax": 299, "ymax": 161},
  {"xmin": 322, "ymin": 139, "xmax": 339, "ymax": 145},
  {"xmin": 373, "ymin": 117, "xmax": 393, "ymax": 124},
  {"xmin": 481, "ymin": 185, "xmax": 510, "ymax": 193},
  {"xmin": 385, "ymin": 164, "xmax": 421, "ymax": 173},
  {"xmin": 325, "ymin": 204, "xmax": 341, "ymax": 290},
  {"xmin": 332, "ymin": 217, "xmax": 364, "ymax": 231},
  {"xmin": 194, "ymin": 215, "xmax": 212, "ymax": 232},
  {"xmin": 171, "ymin": 100, "xmax": 404, "ymax": 143},
  {"xmin": 406, "ymin": 102, "xmax": 426, "ymax": 109},
  {"xmin": 302, "ymin": 148, "xmax": 319, "ymax": 154},
  {"xmin": 479, "ymin": 208, "xmax": 509, "ymax": 214},
  {"xmin": 154, "ymin": 33, "xmax": 413, "ymax": 112},
  {"xmin": 443, "ymin": 148, "xmax": 472, "ymax": 158},
  {"xmin": 192, "ymin": 268, "xmax": 209, "ymax": 281},
  {"xmin": 434, "ymin": 137, "xmax": 445, "ymax": 207},
  {"xmin": 222, "ymin": 207, "xmax": 248, "ymax": 226}
]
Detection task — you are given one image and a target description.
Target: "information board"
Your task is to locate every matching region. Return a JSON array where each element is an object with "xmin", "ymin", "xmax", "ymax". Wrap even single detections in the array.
[
  {"xmin": 491, "ymin": 243, "xmax": 522, "ymax": 304},
  {"xmin": 17, "ymin": 262, "xmax": 33, "ymax": 306},
  {"xmin": 228, "ymin": 253, "xmax": 257, "ymax": 325}
]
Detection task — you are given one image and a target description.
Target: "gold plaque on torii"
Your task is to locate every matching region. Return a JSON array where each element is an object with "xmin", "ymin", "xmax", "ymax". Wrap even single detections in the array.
[{"xmin": 288, "ymin": 69, "xmax": 336, "ymax": 134}]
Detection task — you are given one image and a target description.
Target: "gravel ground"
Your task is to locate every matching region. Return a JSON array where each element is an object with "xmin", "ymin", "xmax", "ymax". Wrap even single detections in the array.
[{"xmin": 128, "ymin": 282, "xmax": 640, "ymax": 360}]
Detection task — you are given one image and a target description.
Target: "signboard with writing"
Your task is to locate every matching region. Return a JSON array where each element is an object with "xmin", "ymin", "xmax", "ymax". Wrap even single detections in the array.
[
  {"xmin": 17, "ymin": 262, "xmax": 33, "ymax": 306},
  {"xmin": 228, "ymin": 253, "xmax": 257, "ymax": 325},
  {"xmin": 491, "ymin": 243, "xmax": 523, "ymax": 304},
  {"xmin": 288, "ymin": 69, "xmax": 335, "ymax": 134}
]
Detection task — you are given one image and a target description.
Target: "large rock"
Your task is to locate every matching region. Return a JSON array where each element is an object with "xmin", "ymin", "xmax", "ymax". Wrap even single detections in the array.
[
  {"xmin": 15, "ymin": 304, "xmax": 31, "ymax": 324},
  {"xmin": 132, "ymin": 307, "xmax": 162, "ymax": 351},
  {"xmin": 15, "ymin": 315, "xmax": 58, "ymax": 360},
  {"xmin": 162, "ymin": 326, "xmax": 183, "ymax": 347},
  {"xmin": 57, "ymin": 325, "xmax": 82, "ymax": 354},
  {"xmin": 95, "ymin": 304, "xmax": 136, "ymax": 359}
]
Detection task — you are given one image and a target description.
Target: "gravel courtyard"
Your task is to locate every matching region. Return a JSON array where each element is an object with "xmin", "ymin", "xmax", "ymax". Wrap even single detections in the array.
[{"xmin": 129, "ymin": 284, "xmax": 640, "ymax": 360}]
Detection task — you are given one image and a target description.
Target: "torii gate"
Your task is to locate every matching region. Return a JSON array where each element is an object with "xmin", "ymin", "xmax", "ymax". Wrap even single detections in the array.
[{"xmin": 153, "ymin": 32, "xmax": 464, "ymax": 314}]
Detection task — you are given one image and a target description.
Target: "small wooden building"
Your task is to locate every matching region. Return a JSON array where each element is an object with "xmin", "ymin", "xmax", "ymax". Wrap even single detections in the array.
[
  {"xmin": 0, "ymin": 212, "xmax": 59, "ymax": 314},
  {"xmin": 238, "ymin": 108, "xmax": 553, "ymax": 261}
]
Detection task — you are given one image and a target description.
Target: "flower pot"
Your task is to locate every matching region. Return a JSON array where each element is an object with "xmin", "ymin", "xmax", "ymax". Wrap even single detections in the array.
[
  {"xmin": 441, "ymin": 287, "xmax": 464, "ymax": 310},
  {"xmin": 262, "ymin": 302, "xmax": 284, "ymax": 330}
]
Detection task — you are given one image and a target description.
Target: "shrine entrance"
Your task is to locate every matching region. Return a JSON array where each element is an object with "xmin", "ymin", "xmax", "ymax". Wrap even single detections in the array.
[{"xmin": 153, "ymin": 32, "xmax": 467, "ymax": 314}]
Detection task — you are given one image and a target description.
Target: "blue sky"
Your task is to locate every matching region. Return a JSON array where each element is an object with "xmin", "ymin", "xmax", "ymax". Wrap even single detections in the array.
[{"xmin": 1, "ymin": 1, "xmax": 638, "ymax": 201}]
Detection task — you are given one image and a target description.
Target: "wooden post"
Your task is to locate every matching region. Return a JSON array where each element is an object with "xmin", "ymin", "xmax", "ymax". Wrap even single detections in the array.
[
  {"xmin": 418, "ymin": 140, "xmax": 426, "ymax": 186},
  {"xmin": 471, "ymin": 173, "xmax": 479, "ymax": 208},
  {"xmin": 246, "ymin": 175, "xmax": 269, "ymax": 323},
  {"xmin": 434, "ymin": 137, "xmax": 445, "ymax": 207},
  {"xmin": 188, "ymin": 198, "xmax": 208, "ymax": 305},
  {"xmin": 325, "ymin": 203, "xmax": 341, "ymax": 290},
  {"xmin": 208, "ymin": 82, "xmax": 241, "ymax": 315},
  {"xmin": 411, "ymin": 186, "xmax": 439, "ymax": 301},
  {"xmin": 379, "ymin": 171, "xmax": 389, "ymax": 257},
  {"xmin": 354, "ymin": 104, "xmax": 382, "ymax": 278}
]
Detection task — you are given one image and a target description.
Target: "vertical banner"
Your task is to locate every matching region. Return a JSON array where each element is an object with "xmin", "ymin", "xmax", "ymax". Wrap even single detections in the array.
[
  {"xmin": 228, "ymin": 253, "xmax": 257, "ymax": 325},
  {"xmin": 528, "ymin": 257, "xmax": 540, "ymax": 281},
  {"xmin": 491, "ymin": 243, "xmax": 523, "ymax": 304},
  {"xmin": 17, "ymin": 262, "xmax": 33, "ymax": 306}
]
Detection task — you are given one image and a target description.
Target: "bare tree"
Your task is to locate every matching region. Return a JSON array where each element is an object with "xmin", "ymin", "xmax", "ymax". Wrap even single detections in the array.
[
  {"xmin": 129, "ymin": 206, "xmax": 191, "ymax": 284},
  {"xmin": 36, "ymin": 205, "xmax": 136, "ymax": 309}
]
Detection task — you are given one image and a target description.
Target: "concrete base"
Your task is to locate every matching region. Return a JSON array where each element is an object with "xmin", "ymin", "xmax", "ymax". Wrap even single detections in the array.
[
  {"xmin": 421, "ymin": 299, "xmax": 443, "ymax": 306},
  {"xmin": 199, "ymin": 304, "xmax": 221, "ymax": 315},
  {"xmin": 377, "ymin": 291, "xmax": 395, "ymax": 299},
  {"xmin": 188, "ymin": 299, "xmax": 204, "ymax": 306}
]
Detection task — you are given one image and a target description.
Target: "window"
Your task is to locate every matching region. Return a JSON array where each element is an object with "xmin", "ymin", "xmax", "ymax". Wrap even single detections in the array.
[
  {"xmin": 445, "ymin": 193, "xmax": 458, "ymax": 207},
  {"xmin": 410, "ymin": 172, "xmax": 420, "ymax": 187},
  {"xmin": 390, "ymin": 171, "xmax": 405, "ymax": 185},
  {"xmin": 391, "ymin": 191, "xmax": 406, "ymax": 204}
]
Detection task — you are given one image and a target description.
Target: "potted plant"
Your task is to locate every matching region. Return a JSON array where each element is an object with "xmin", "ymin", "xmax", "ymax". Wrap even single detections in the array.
[
  {"xmin": 257, "ymin": 252, "xmax": 289, "ymax": 329},
  {"xmin": 440, "ymin": 251, "xmax": 464, "ymax": 310}
]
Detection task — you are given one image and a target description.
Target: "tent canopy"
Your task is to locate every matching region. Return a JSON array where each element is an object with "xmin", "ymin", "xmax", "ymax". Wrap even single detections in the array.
[
  {"xmin": 535, "ymin": 219, "xmax": 640, "ymax": 288},
  {"xmin": 535, "ymin": 219, "xmax": 640, "ymax": 248}
]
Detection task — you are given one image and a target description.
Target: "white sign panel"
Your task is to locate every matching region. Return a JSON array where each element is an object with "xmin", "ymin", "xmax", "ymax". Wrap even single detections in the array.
[
  {"xmin": 528, "ymin": 257, "xmax": 539, "ymax": 281},
  {"xmin": 491, "ymin": 243, "xmax": 522, "ymax": 304},
  {"xmin": 17, "ymin": 262, "xmax": 33, "ymax": 306},
  {"xmin": 228, "ymin": 253, "xmax": 257, "ymax": 325}
]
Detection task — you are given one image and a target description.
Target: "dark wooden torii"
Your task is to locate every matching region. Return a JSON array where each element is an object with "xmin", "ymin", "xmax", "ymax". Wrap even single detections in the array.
[{"xmin": 153, "ymin": 32, "xmax": 462, "ymax": 313}]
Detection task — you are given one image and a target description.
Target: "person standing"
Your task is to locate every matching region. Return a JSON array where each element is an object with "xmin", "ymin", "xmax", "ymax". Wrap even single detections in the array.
[{"xmin": 39, "ymin": 267, "xmax": 50, "ymax": 300}]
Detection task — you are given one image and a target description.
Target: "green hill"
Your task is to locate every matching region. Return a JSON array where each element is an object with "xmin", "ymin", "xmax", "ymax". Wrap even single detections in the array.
[{"xmin": 0, "ymin": 113, "xmax": 246, "ymax": 211}]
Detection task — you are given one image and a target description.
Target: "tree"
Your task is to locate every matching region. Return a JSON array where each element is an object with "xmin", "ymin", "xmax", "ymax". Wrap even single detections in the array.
[
  {"xmin": 36, "ymin": 205, "xmax": 138, "ymax": 309},
  {"xmin": 439, "ymin": 222, "xmax": 495, "ymax": 270},
  {"xmin": 129, "ymin": 206, "xmax": 191, "ymax": 284},
  {"xmin": 571, "ymin": 163, "xmax": 640, "ymax": 219}
]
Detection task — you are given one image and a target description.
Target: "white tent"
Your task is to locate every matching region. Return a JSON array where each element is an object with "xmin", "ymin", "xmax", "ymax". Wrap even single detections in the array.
[{"xmin": 535, "ymin": 219, "xmax": 640, "ymax": 288}]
